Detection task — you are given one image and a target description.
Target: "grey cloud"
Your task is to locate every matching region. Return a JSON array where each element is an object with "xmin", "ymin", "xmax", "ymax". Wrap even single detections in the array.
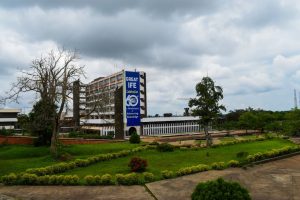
[
  {"xmin": 0, "ymin": 0, "xmax": 224, "ymax": 18},
  {"xmin": 234, "ymin": 0, "xmax": 298, "ymax": 28}
]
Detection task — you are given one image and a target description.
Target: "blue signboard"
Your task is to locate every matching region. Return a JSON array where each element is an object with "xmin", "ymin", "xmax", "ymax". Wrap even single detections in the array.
[{"xmin": 125, "ymin": 71, "xmax": 140, "ymax": 126}]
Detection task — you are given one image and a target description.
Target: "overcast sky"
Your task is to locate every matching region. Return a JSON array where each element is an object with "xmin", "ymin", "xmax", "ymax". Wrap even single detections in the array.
[{"xmin": 1, "ymin": 0, "xmax": 300, "ymax": 115}]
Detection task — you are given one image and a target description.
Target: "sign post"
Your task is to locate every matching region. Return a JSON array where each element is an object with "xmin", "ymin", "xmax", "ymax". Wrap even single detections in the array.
[{"xmin": 125, "ymin": 71, "xmax": 141, "ymax": 127}]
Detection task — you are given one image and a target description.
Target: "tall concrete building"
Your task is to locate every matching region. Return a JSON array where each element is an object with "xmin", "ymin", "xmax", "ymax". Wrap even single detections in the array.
[
  {"xmin": 85, "ymin": 70, "xmax": 147, "ymax": 120},
  {"xmin": 73, "ymin": 70, "xmax": 147, "ymax": 138}
]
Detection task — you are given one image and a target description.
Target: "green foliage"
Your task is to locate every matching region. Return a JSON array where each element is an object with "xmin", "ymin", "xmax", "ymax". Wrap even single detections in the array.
[
  {"xmin": 189, "ymin": 76, "xmax": 226, "ymax": 146},
  {"xmin": 211, "ymin": 162, "xmax": 226, "ymax": 170},
  {"xmin": 191, "ymin": 178, "xmax": 251, "ymax": 200},
  {"xmin": 246, "ymin": 146, "xmax": 300, "ymax": 162},
  {"xmin": 29, "ymin": 99, "xmax": 57, "ymax": 146},
  {"xmin": 129, "ymin": 132, "xmax": 140, "ymax": 144},
  {"xmin": 161, "ymin": 170, "xmax": 175, "ymax": 179},
  {"xmin": 101, "ymin": 174, "xmax": 113, "ymax": 185},
  {"xmin": 143, "ymin": 172, "xmax": 155, "ymax": 182},
  {"xmin": 0, "ymin": 127, "xmax": 13, "ymax": 136},
  {"xmin": 157, "ymin": 143, "xmax": 175, "ymax": 152},
  {"xmin": 116, "ymin": 173, "xmax": 140, "ymax": 185},
  {"xmin": 227, "ymin": 160, "xmax": 240, "ymax": 167},
  {"xmin": 1, "ymin": 173, "xmax": 17, "ymax": 185}
]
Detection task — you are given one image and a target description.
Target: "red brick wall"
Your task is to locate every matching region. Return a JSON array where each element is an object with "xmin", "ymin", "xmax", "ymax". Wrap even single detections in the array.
[
  {"xmin": 0, "ymin": 136, "xmax": 122, "ymax": 145},
  {"xmin": 0, "ymin": 136, "xmax": 35, "ymax": 145}
]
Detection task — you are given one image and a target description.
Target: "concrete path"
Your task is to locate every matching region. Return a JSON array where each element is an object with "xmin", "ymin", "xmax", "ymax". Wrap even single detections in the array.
[
  {"xmin": 0, "ymin": 186, "xmax": 154, "ymax": 200},
  {"xmin": 1, "ymin": 155, "xmax": 300, "ymax": 200},
  {"xmin": 146, "ymin": 155, "xmax": 300, "ymax": 200}
]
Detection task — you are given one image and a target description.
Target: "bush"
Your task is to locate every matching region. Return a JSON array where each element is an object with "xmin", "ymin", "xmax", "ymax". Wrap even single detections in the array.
[
  {"xmin": 228, "ymin": 160, "xmax": 240, "ymax": 167},
  {"xmin": 116, "ymin": 173, "xmax": 140, "ymax": 185},
  {"xmin": 143, "ymin": 172, "xmax": 155, "ymax": 182},
  {"xmin": 191, "ymin": 178, "xmax": 251, "ymax": 200},
  {"xmin": 1, "ymin": 173, "xmax": 17, "ymax": 185},
  {"xmin": 129, "ymin": 132, "xmax": 140, "ymax": 144},
  {"xmin": 84, "ymin": 175, "xmax": 95, "ymax": 185},
  {"xmin": 157, "ymin": 143, "xmax": 174, "ymax": 152},
  {"xmin": 128, "ymin": 157, "xmax": 148, "ymax": 172},
  {"xmin": 20, "ymin": 173, "xmax": 38, "ymax": 185},
  {"xmin": 211, "ymin": 162, "xmax": 226, "ymax": 170},
  {"xmin": 161, "ymin": 170, "xmax": 175, "ymax": 179},
  {"xmin": 101, "ymin": 174, "xmax": 113, "ymax": 185}
]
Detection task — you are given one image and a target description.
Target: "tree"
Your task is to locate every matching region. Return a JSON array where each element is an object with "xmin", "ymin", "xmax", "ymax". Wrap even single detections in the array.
[
  {"xmin": 189, "ymin": 76, "xmax": 226, "ymax": 146},
  {"xmin": 29, "ymin": 99, "xmax": 56, "ymax": 145},
  {"xmin": 239, "ymin": 111, "xmax": 257, "ymax": 133},
  {"xmin": 2, "ymin": 48, "xmax": 85, "ymax": 156}
]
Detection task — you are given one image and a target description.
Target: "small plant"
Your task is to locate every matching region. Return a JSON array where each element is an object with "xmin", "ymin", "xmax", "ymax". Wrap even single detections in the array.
[
  {"xmin": 101, "ymin": 174, "xmax": 113, "ymax": 185},
  {"xmin": 157, "ymin": 143, "xmax": 174, "ymax": 152},
  {"xmin": 192, "ymin": 178, "xmax": 251, "ymax": 200},
  {"xmin": 143, "ymin": 172, "xmax": 155, "ymax": 182},
  {"xmin": 129, "ymin": 132, "xmax": 140, "ymax": 144},
  {"xmin": 161, "ymin": 170, "xmax": 175, "ymax": 179},
  {"xmin": 228, "ymin": 160, "xmax": 240, "ymax": 167},
  {"xmin": 211, "ymin": 162, "xmax": 226, "ymax": 170},
  {"xmin": 84, "ymin": 175, "xmax": 95, "ymax": 185},
  {"xmin": 116, "ymin": 173, "xmax": 140, "ymax": 185},
  {"xmin": 128, "ymin": 157, "xmax": 148, "ymax": 172}
]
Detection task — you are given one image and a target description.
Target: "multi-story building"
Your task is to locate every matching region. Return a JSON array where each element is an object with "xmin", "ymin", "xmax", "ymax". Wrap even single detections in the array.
[
  {"xmin": 0, "ymin": 109, "xmax": 21, "ymax": 130},
  {"xmin": 84, "ymin": 70, "xmax": 147, "ymax": 120}
]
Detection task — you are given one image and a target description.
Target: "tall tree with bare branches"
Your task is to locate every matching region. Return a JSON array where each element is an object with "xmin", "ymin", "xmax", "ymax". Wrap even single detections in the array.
[{"xmin": 2, "ymin": 48, "xmax": 85, "ymax": 156}]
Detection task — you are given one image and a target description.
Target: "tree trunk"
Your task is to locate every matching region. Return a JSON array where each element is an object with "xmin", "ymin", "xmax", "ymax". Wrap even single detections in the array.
[
  {"xmin": 50, "ymin": 117, "xmax": 59, "ymax": 157},
  {"xmin": 204, "ymin": 125, "xmax": 212, "ymax": 147}
]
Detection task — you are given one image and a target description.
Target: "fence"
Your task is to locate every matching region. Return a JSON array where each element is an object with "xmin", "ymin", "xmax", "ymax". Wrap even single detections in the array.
[
  {"xmin": 142, "ymin": 122, "xmax": 201, "ymax": 136},
  {"xmin": 99, "ymin": 126, "xmax": 115, "ymax": 137}
]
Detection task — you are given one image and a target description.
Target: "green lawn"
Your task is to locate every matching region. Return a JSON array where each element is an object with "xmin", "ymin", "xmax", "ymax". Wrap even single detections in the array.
[
  {"xmin": 61, "ymin": 138, "xmax": 297, "ymax": 179},
  {"xmin": 219, "ymin": 136, "xmax": 237, "ymax": 143},
  {"xmin": 0, "ymin": 142, "xmax": 140, "ymax": 176}
]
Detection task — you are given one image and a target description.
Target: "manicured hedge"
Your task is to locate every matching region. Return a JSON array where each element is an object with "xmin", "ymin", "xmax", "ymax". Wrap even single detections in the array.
[
  {"xmin": 25, "ymin": 146, "xmax": 152, "ymax": 176},
  {"xmin": 246, "ymin": 146, "xmax": 300, "ymax": 162},
  {"xmin": 1, "ymin": 173, "xmax": 79, "ymax": 185}
]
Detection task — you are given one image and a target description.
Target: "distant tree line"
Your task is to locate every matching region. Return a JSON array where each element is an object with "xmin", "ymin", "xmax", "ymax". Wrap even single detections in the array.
[{"xmin": 217, "ymin": 107, "xmax": 300, "ymax": 136}]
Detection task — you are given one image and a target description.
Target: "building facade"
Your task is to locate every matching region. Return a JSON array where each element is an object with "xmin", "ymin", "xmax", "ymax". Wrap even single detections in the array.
[
  {"xmin": 84, "ymin": 70, "xmax": 147, "ymax": 120},
  {"xmin": 0, "ymin": 109, "xmax": 21, "ymax": 130}
]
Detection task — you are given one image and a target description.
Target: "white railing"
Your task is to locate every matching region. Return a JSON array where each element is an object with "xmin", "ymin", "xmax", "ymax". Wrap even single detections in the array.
[
  {"xmin": 142, "ymin": 122, "xmax": 201, "ymax": 136},
  {"xmin": 99, "ymin": 126, "xmax": 115, "ymax": 137}
]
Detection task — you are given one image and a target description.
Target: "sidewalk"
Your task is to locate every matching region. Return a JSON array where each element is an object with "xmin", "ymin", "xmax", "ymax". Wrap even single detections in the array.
[{"xmin": 1, "ymin": 155, "xmax": 300, "ymax": 200}]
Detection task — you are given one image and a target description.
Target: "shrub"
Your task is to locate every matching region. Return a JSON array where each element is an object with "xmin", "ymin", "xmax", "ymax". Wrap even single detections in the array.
[
  {"xmin": 191, "ymin": 178, "xmax": 251, "ymax": 200},
  {"xmin": 1, "ymin": 173, "xmax": 17, "ymax": 185},
  {"xmin": 37, "ymin": 175, "xmax": 50, "ymax": 185},
  {"xmin": 129, "ymin": 132, "xmax": 140, "ymax": 144},
  {"xmin": 157, "ymin": 143, "xmax": 174, "ymax": 152},
  {"xmin": 161, "ymin": 170, "xmax": 175, "ymax": 179},
  {"xmin": 211, "ymin": 162, "xmax": 226, "ymax": 170},
  {"xmin": 84, "ymin": 175, "xmax": 96, "ymax": 185},
  {"xmin": 128, "ymin": 157, "xmax": 148, "ymax": 172},
  {"xmin": 143, "ymin": 172, "xmax": 155, "ymax": 182},
  {"xmin": 228, "ymin": 160, "xmax": 240, "ymax": 167},
  {"xmin": 237, "ymin": 151, "xmax": 249, "ymax": 158},
  {"xmin": 94, "ymin": 175, "xmax": 101, "ymax": 185},
  {"xmin": 101, "ymin": 174, "xmax": 113, "ymax": 185},
  {"xmin": 116, "ymin": 173, "xmax": 140, "ymax": 185},
  {"xmin": 20, "ymin": 173, "xmax": 38, "ymax": 185}
]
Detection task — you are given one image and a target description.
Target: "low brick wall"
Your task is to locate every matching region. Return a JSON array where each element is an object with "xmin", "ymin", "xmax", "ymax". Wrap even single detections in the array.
[
  {"xmin": 59, "ymin": 138, "xmax": 123, "ymax": 145},
  {"xmin": 0, "ymin": 135, "xmax": 123, "ymax": 145},
  {"xmin": 0, "ymin": 136, "xmax": 35, "ymax": 145}
]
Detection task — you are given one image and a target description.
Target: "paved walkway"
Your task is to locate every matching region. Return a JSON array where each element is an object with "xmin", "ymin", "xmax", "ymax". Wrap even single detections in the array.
[{"xmin": 1, "ymin": 155, "xmax": 300, "ymax": 200}]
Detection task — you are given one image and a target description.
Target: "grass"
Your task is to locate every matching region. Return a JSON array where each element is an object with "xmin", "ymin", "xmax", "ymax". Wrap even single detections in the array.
[
  {"xmin": 61, "ymin": 138, "xmax": 297, "ymax": 179},
  {"xmin": 219, "ymin": 136, "xmax": 237, "ymax": 143},
  {"xmin": 0, "ymin": 142, "xmax": 140, "ymax": 176}
]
